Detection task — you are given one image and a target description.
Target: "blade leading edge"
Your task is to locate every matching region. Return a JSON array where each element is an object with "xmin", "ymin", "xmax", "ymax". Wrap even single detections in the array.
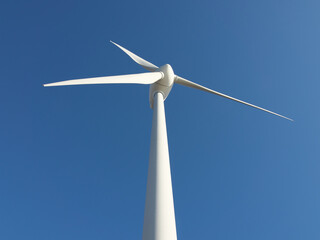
[
  {"xmin": 110, "ymin": 41, "xmax": 158, "ymax": 72},
  {"xmin": 175, "ymin": 76, "xmax": 293, "ymax": 121},
  {"xmin": 44, "ymin": 72, "xmax": 163, "ymax": 87}
]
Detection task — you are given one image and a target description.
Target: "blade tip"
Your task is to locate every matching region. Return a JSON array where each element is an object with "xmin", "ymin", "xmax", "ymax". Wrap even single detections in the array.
[
  {"xmin": 43, "ymin": 83, "xmax": 56, "ymax": 87},
  {"xmin": 282, "ymin": 116, "xmax": 294, "ymax": 122}
]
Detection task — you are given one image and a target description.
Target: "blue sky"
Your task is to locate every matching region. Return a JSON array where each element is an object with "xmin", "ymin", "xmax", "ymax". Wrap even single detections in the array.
[{"xmin": 1, "ymin": 0, "xmax": 319, "ymax": 239}]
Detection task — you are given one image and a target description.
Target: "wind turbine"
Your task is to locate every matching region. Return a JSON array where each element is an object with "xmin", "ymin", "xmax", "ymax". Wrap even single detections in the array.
[{"xmin": 44, "ymin": 41, "xmax": 292, "ymax": 240}]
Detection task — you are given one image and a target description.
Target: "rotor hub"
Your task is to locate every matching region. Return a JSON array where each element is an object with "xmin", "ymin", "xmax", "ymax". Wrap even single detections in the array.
[{"xmin": 149, "ymin": 64, "xmax": 175, "ymax": 108}]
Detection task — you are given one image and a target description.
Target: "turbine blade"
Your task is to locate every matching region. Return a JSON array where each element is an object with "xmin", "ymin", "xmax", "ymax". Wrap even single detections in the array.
[
  {"xmin": 110, "ymin": 41, "xmax": 158, "ymax": 72},
  {"xmin": 44, "ymin": 72, "xmax": 163, "ymax": 87},
  {"xmin": 175, "ymin": 76, "xmax": 293, "ymax": 121}
]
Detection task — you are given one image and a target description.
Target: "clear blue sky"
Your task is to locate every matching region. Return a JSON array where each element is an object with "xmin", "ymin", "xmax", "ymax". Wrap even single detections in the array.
[{"xmin": 0, "ymin": 0, "xmax": 319, "ymax": 239}]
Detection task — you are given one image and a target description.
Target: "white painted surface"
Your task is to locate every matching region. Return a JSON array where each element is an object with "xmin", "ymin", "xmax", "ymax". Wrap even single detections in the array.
[
  {"xmin": 175, "ymin": 75, "xmax": 293, "ymax": 121},
  {"xmin": 142, "ymin": 92, "xmax": 177, "ymax": 240},
  {"xmin": 43, "ymin": 72, "xmax": 163, "ymax": 87},
  {"xmin": 149, "ymin": 64, "xmax": 175, "ymax": 108},
  {"xmin": 110, "ymin": 40, "xmax": 158, "ymax": 72}
]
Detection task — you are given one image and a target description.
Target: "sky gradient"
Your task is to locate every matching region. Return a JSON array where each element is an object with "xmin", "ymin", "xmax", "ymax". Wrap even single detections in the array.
[{"xmin": 0, "ymin": 0, "xmax": 320, "ymax": 239}]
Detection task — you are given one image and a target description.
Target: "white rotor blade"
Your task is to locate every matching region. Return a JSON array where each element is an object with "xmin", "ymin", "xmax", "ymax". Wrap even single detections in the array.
[
  {"xmin": 44, "ymin": 72, "xmax": 163, "ymax": 87},
  {"xmin": 175, "ymin": 76, "xmax": 293, "ymax": 121},
  {"xmin": 110, "ymin": 41, "xmax": 158, "ymax": 72}
]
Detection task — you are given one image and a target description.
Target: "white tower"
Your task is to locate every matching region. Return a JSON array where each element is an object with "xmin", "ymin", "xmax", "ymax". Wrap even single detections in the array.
[{"xmin": 143, "ymin": 92, "xmax": 177, "ymax": 240}]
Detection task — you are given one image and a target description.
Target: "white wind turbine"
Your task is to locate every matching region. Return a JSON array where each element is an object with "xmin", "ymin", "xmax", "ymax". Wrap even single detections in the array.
[{"xmin": 44, "ymin": 41, "xmax": 292, "ymax": 240}]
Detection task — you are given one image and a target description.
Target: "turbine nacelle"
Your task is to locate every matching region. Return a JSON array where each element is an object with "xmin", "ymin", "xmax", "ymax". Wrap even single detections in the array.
[{"xmin": 149, "ymin": 64, "xmax": 175, "ymax": 108}]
